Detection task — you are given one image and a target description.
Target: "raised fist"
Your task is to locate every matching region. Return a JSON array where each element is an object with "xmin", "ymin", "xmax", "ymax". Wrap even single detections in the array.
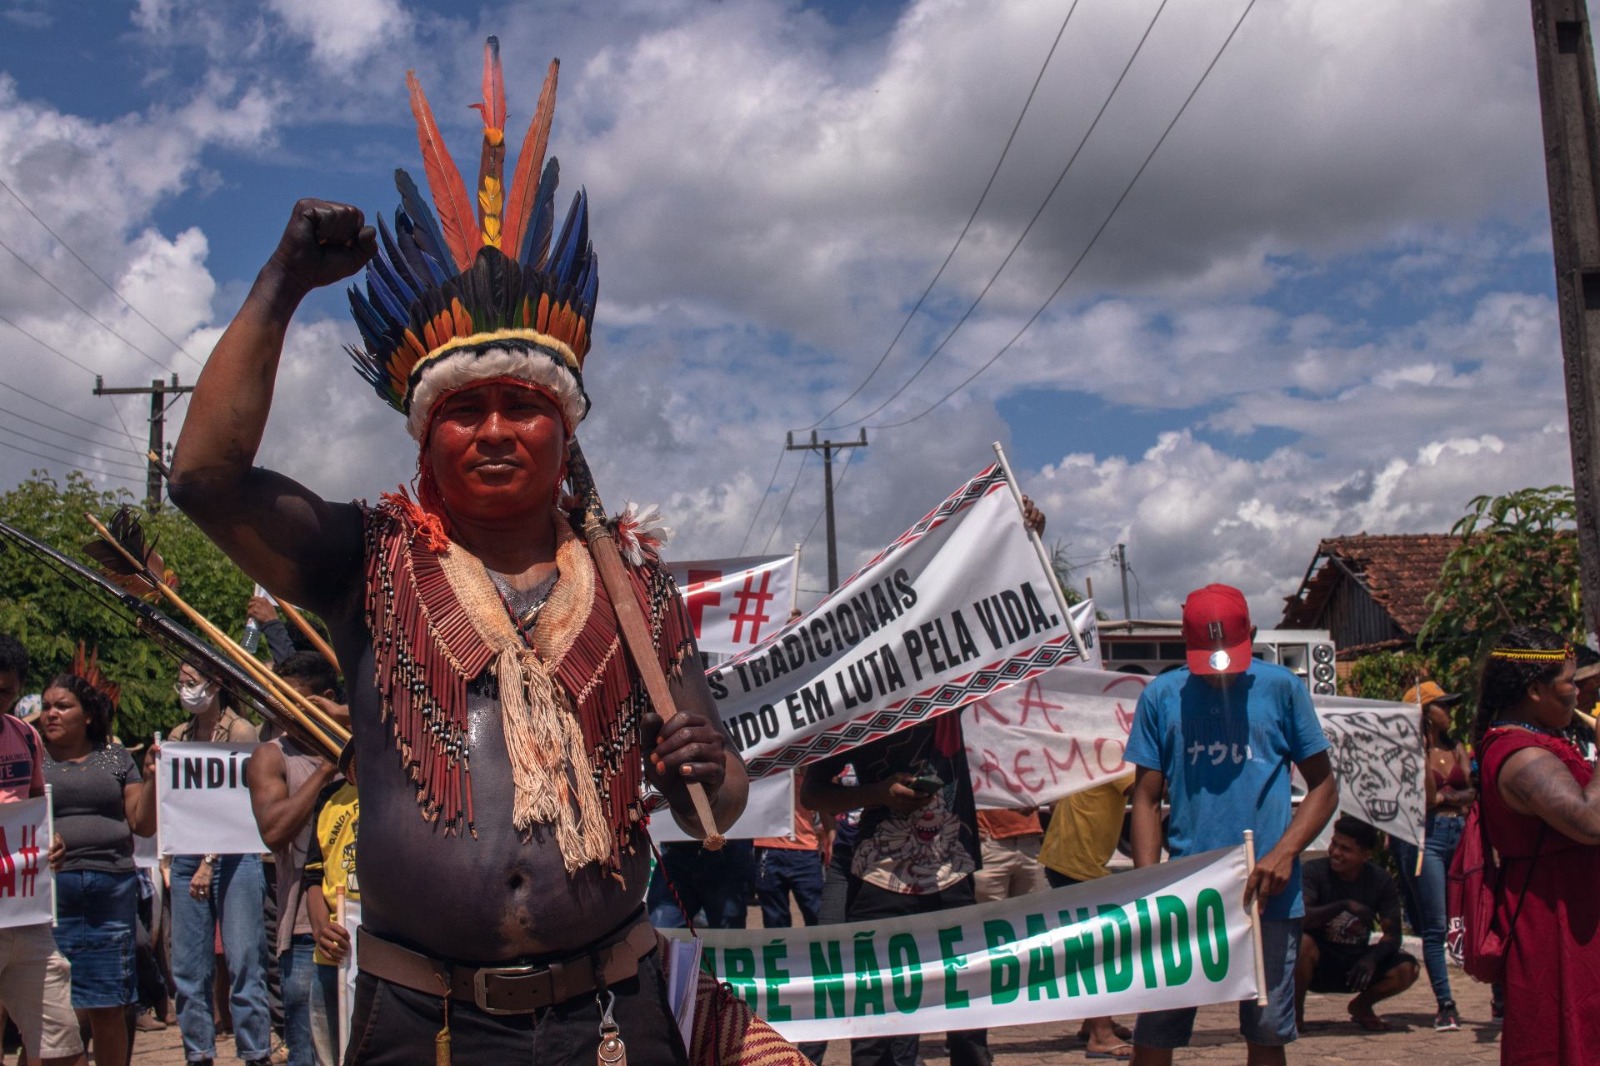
[{"xmin": 268, "ymin": 199, "xmax": 378, "ymax": 294}]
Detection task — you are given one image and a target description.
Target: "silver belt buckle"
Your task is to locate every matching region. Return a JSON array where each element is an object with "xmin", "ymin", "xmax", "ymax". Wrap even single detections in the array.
[{"xmin": 472, "ymin": 962, "xmax": 559, "ymax": 1015}]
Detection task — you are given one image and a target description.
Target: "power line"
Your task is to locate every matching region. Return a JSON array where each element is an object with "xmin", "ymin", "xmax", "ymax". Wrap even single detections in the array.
[
  {"xmin": 0, "ymin": 438, "xmax": 144, "ymax": 489},
  {"xmin": 0, "ymin": 423, "xmax": 148, "ymax": 473},
  {"xmin": 737, "ymin": 449, "xmax": 791, "ymax": 555},
  {"xmin": 806, "ymin": 0, "xmax": 1085, "ymax": 431},
  {"xmin": 871, "ymin": 0, "xmax": 1259, "ymax": 431},
  {"xmin": 0, "ymin": 401, "xmax": 144, "ymax": 457},
  {"xmin": 0, "ymin": 235, "xmax": 174, "ymax": 373},
  {"xmin": 831, "ymin": 0, "xmax": 1173, "ymax": 430},
  {"xmin": 0, "ymin": 176, "xmax": 205, "ymax": 368},
  {"xmin": 0, "ymin": 379, "xmax": 131, "ymax": 435},
  {"xmin": 0, "ymin": 314, "xmax": 146, "ymax": 450},
  {"xmin": 760, "ymin": 449, "xmax": 810, "ymax": 554}
]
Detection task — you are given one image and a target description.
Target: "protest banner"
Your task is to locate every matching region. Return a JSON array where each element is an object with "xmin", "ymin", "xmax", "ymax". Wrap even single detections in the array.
[
  {"xmin": 651, "ymin": 770, "xmax": 794, "ymax": 843},
  {"xmin": 157, "ymin": 741, "xmax": 268, "ymax": 856},
  {"xmin": 1316, "ymin": 697, "xmax": 1426, "ymax": 848},
  {"xmin": 670, "ymin": 554, "xmax": 798, "ymax": 656},
  {"xmin": 0, "ymin": 794, "xmax": 53, "ymax": 929},
  {"xmin": 671, "ymin": 845, "xmax": 1255, "ymax": 1041},
  {"xmin": 711, "ymin": 465, "xmax": 1084, "ymax": 778},
  {"xmin": 961, "ymin": 662, "xmax": 1144, "ymax": 809}
]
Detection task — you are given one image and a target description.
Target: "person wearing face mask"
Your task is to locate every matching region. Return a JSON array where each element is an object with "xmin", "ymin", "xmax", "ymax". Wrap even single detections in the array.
[{"xmin": 165, "ymin": 664, "xmax": 271, "ymax": 1066}]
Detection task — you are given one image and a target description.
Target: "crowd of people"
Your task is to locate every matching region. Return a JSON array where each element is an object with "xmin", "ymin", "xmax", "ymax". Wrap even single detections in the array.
[{"xmin": 3, "ymin": 40, "xmax": 1598, "ymax": 1064}]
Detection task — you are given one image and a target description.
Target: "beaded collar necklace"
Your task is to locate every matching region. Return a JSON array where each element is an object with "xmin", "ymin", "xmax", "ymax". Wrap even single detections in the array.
[{"xmin": 1488, "ymin": 719, "xmax": 1566, "ymax": 739}]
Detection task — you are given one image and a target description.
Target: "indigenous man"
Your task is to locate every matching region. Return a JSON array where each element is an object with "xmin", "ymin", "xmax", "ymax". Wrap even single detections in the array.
[{"xmin": 170, "ymin": 45, "xmax": 750, "ymax": 1064}]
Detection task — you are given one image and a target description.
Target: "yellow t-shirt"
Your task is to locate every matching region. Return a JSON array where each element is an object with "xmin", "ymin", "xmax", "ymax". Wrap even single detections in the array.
[
  {"xmin": 304, "ymin": 782, "xmax": 359, "ymax": 965},
  {"xmin": 1038, "ymin": 773, "xmax": 1135, "ymax": 883}
]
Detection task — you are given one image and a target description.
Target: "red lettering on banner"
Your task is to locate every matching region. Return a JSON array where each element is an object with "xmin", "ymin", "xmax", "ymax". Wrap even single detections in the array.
[
  {"xmin": 1013, "ymin": 749, "xmax": 1044, "ymax": 792},
  {"xmin": 729, "ymin": 573, "xmax": 776, "ymax": 645},
  {"xmin": 0, "ymin": 826, "xmax": 12, "ymax": 897},
  {"xmin": 967, "ymin": 697, "xmax": 1007, "ymax": 726},
  {"xmin": 684, "ymin": 569, "xmax": 724, "ymax": 637},
  {"xmin": 1101, "ymin": 674, "xmax": 1147, "ymax": 737},
  {"xmin": 1015, "ymin": 678, "xmax": 1065, "ymax": 732},
  {"xmin": 969, "ymin": 746, "xmax": 1022, "ymax": 794}
]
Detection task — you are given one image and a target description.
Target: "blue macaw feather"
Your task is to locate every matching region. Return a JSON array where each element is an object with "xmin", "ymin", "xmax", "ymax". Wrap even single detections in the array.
[
  {"xmin": 394, "ymin": 169, "xmax": 452, "ymax": 271},
  {"xmin": 579, "ymin": 246, "xmax": 598, "ymax": 316},
  {"xmin": 365, "ymin": 271, "xmax": 409, "ymax": 329},
  {"xmin": 395, "ymin": 210, "xmax": 451, "ymax": 286},
  {"xmin": 347, "ymin": 287, "xmax": 393, "ymax": 353},
  {"xmin": 520, "ymin": 158, "xmax": 559, "ymax": 269},
  {"xmin": 377, "ymin": 215, "xmax": 425, "ymax": 297},
  {"xmin": 369, "ymin": 243, "xmax": 419, "ymax": 307},
  {"xmin": 550, "ymin": 189, "xmax": 588, "ymax": 284}
]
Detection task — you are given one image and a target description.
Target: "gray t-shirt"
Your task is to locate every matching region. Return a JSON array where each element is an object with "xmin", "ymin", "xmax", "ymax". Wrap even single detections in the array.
[{"xmin": 45, "ymin": 744, "xmax": 140, "ymax": 873}]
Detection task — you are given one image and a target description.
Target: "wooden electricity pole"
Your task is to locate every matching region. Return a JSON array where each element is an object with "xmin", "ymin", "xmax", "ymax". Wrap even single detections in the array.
[
  {"xmin": 1531, "ymin": 0, "xmax": 1600, "ymax": 634},
  {"xmin": 785, "ymin": 429, "xmax": 868, "ymax": 591},
  {"xmin": 93, "ymin": 374, "xmax": 193, "ymax": 512}
]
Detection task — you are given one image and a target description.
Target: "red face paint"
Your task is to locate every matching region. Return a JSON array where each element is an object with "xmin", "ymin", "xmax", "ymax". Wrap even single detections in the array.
[{"xmin": 423, "ymin": 379, "xmax": 567, "ymax": 525}]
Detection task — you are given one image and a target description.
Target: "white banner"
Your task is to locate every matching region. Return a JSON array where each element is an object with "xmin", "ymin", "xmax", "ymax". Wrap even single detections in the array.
[
  {"xmin": 962, "ymin": 664, "xmax": 1145, "ymax": 809},
  {"xmin": 710, "ymin": 466, "xmax": 1083, "ymax": 778},
  {"xmin": 672, "ymin": 845, "xmax": 1255, "ymax": 1040},
  {"xmin": 157, "ymin": 741, "xmax": 267, "ymax": 856},
  {"xmin": 339, "ymin": 896, "xmax": 362, "ymax": 1061},
  {"xmin": 670, "ymin": 555, "xmax": 798, "ymax": 655},
  {"xmin": 650, "ymin": 771, "xmax": 795, "ymax": 843},
  {"xmin": 1316, "ymin": 697, "xmax": 1426, "ymax": 848},
  {"xmin": 0, "ymin": 795, "xmax": 53, "ymax": 929}
]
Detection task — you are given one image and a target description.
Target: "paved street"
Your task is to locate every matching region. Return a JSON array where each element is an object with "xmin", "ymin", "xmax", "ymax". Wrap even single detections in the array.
[{"xmin": 129, "ymin": 949, "xmax": 1502, "ymax": 1065}]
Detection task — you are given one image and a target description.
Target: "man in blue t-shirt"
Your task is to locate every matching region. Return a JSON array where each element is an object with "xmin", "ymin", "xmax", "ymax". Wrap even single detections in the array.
[{"xmin": 1125, "ymin": 584, "xmax": 1337, "ymax": 1066}]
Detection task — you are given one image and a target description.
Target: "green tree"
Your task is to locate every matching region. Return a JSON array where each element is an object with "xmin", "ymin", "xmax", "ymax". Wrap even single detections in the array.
[
  {"xmin": 0, "ymin": 471, "xmax": 257, "ymax": 741},
  {"xmin": 1419, "ymin": 484, "xmax": 1582, "ymax": 670}
]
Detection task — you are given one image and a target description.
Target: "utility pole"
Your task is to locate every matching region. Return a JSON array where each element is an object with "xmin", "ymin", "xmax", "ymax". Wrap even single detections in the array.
[
  {"xmin": 1114, "ymin": 542, "xmax": 1132, "ymax": 621},
  {"xmin": 93, "ymin": 374, "xmax": 193, "ymax": 512},
  {"xmin": 1531, "ymin": 0, "xmax": 1600, "ymax": 633},
  {"xmin": 786, "ymin": 429, "xmax": 868, "ymax": 591}
]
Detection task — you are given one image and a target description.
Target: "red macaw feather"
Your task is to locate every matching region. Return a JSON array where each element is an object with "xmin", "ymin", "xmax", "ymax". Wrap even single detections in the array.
[
  {"xmin": 502, "ymin": 58, "xmax": 560, "ymax": 261},
  {"xmin": 406, "ymin": 69, "xmax": 478, "ymax": 272},
  {"xmin": 472, "ymin": 37, "xmax": 508, "ymax": 248}
]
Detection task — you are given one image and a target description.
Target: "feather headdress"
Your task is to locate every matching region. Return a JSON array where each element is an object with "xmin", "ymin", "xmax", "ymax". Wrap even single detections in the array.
[{"xmin": 348, "ymin": 38, "xmax": 597, "ymax": 440}]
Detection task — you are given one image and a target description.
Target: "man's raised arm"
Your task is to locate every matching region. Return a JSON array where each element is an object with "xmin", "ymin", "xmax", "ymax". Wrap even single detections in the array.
[{"xmin": 169, "ymin": 200, "xmax": 377, "ymax": 615}]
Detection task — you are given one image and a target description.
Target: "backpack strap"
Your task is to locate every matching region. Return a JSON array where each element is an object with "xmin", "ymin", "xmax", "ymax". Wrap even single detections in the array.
[{"xmin": 1479, "ymin": 728, "xmax": 1550, "ymax": 951}]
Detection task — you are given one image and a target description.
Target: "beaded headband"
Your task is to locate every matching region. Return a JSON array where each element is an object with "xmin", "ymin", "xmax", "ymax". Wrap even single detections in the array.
[
  {"xmin": 346, "ymin": 37, "xmax": 596, "ymax": 440},
  {"xmin": 1488, "ymin": 645, "xmax": 1573, "ymax": 663}
]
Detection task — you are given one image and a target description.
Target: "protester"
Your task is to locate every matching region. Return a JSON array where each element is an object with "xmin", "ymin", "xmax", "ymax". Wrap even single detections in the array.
[
  {"xmin": 246, "ymin": 652, "xmax": 343, "ymax": 1066},
  {"xmin": 167, "ymin": 43, "xmax": 759, "ymax": 1058},
  {"xmin": 1471, "ymin": 625, "xmax": 1600, "ymax": 1064},
  {"xmin": 802, "ymin": 715, "xmax": 990, "ymax": 1066},
  {"xmin": 166, "ymin": 663, "xmax": 273, "ymax": 1066},
  {"xmin": 647, "ymin": 840, "xmax": 756, "ymax": 929},
  {"xmin": 1038, "ymin": 773, "xmax": 1136, "ymax": 1060},
  {"xmin": 753, "ymin": 785, "xmax": 829, "ymax": 931},
  {"xmin": 1388, "ymin": 680, "xmax": 1468, "ymax": 1031},
  {"xmin": 247, "ymin": 595, "xmax": 300, "ymax": 667},
  {"xmin": 303, "ymin": 758, "xmax": 359, "ymax": 1066},
  {"xmin": 41, "ymin": 660, "xmax": 158, "ymax": 1066},
  {"xmin": 1126, "ymin": 584, "xmax": 1337, "ymax": 1066},
  {"xmin": 0, "ymin": 635, "xmax": 86, "ymax": 1066},
  {"xmin": 1296, "ymin": 816, "xmax": 1419, "ymax": 1031}
]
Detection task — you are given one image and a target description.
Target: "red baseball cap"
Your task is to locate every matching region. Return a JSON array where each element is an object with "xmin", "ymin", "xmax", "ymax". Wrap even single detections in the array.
[{"xmin": 1182, "ymin": 584, "xmax": 1253, "ymax": 675}]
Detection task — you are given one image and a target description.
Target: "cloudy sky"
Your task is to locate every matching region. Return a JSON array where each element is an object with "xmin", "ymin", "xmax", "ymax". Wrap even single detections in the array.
[{"xmin": 0, "ymin": 0, "xmax": 1578, "ymax": 624}]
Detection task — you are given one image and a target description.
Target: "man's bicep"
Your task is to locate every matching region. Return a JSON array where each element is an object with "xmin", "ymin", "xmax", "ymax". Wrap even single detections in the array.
[{"xmin": 172, "ymin": 467, "xmax": 363, "ymax": 616}]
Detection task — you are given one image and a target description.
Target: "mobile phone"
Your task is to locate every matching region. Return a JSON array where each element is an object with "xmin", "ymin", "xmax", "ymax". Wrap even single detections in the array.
[{"xmin": 908, "ymin": 773, "xmax": 944, "ymax": 794}]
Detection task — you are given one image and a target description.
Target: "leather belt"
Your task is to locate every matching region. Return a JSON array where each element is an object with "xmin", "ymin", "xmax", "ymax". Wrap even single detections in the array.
[{"xmin": 357, "ymin": 917, "xmax": 656, "ymax": 1016}]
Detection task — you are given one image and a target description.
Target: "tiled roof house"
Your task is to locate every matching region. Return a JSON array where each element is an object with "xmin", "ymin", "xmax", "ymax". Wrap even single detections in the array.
[{"xmin": 1279, "ymin": 534, "xmax": 1461, "ymax": 656}]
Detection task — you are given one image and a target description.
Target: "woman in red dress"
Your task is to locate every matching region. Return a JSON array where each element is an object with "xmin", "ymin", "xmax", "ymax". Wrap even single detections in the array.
[{"xmin": 1473, "ymin": 626, "xmax": 1600, "ymax": 1064}]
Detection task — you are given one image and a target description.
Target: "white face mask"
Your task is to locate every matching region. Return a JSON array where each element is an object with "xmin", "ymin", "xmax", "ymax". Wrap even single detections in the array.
[{"xmin": 176, "ymin": 681, "xmax": 215, "ymax": 712}]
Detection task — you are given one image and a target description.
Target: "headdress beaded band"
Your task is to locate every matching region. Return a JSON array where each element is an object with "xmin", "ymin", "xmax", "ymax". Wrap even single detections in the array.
[{"xmin": 1487, "ymin": 646, "xmax": 1573, "ymax": 662}]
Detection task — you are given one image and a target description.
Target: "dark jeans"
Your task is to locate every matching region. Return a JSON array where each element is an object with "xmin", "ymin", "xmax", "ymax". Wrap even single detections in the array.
[
  {"xmin": 647, "ymin": 841, "xmax": 754, "ymax": 929},
  {"xmin": 1389, "ymin": 812, "xmax": 1464, "ymax": 1007},
  {"xmin": 755, "ymin": 847, "xmax": 824, "ymax": 928},
  {"xmin": 846, "ymin": 877, "xmax": 988, "ymax": 1066},
  {"xmin": 343, "ymin": 949, "xmax": 689, "ymax": 1065}
]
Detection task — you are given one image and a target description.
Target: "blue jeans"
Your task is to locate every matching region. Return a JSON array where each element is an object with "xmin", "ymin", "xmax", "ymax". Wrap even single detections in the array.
[
  {"xmin": 280, "ymin": 935, "xmax": 337, "ymax": 1066},
  {"xmin": 1136, "ymin": 918, "xmax": 1300, "ymax": 1048},
  {"xmin": 1390, "ymin": 812, "xmax": 1463, "ymax": 1007},
  {"xmin": 754, "ymin": 846, "xmax": 824, "ymax": 928},
  {"xmin": 170, "ymin": 854, "xmax": 273, "ymax": 1063},
  {"xmin": 646, "ymin": 841, "xmax": 754, "ymax": 929}
]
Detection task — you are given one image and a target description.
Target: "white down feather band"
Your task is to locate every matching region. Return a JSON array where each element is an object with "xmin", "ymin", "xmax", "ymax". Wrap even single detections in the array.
[{"xmin": 405, "ymin": 344, "xmax": 590, "ymax": 441}]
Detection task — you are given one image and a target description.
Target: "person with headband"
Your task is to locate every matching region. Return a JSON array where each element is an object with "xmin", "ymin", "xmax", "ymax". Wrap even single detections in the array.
[
  {"xmin": 1471, "ymin": 626, "xmax": 1599, "ymax": 1064},
  {"xmin": 169, "ymin": 37, "xmax": 764, "ymax": 1064}
]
